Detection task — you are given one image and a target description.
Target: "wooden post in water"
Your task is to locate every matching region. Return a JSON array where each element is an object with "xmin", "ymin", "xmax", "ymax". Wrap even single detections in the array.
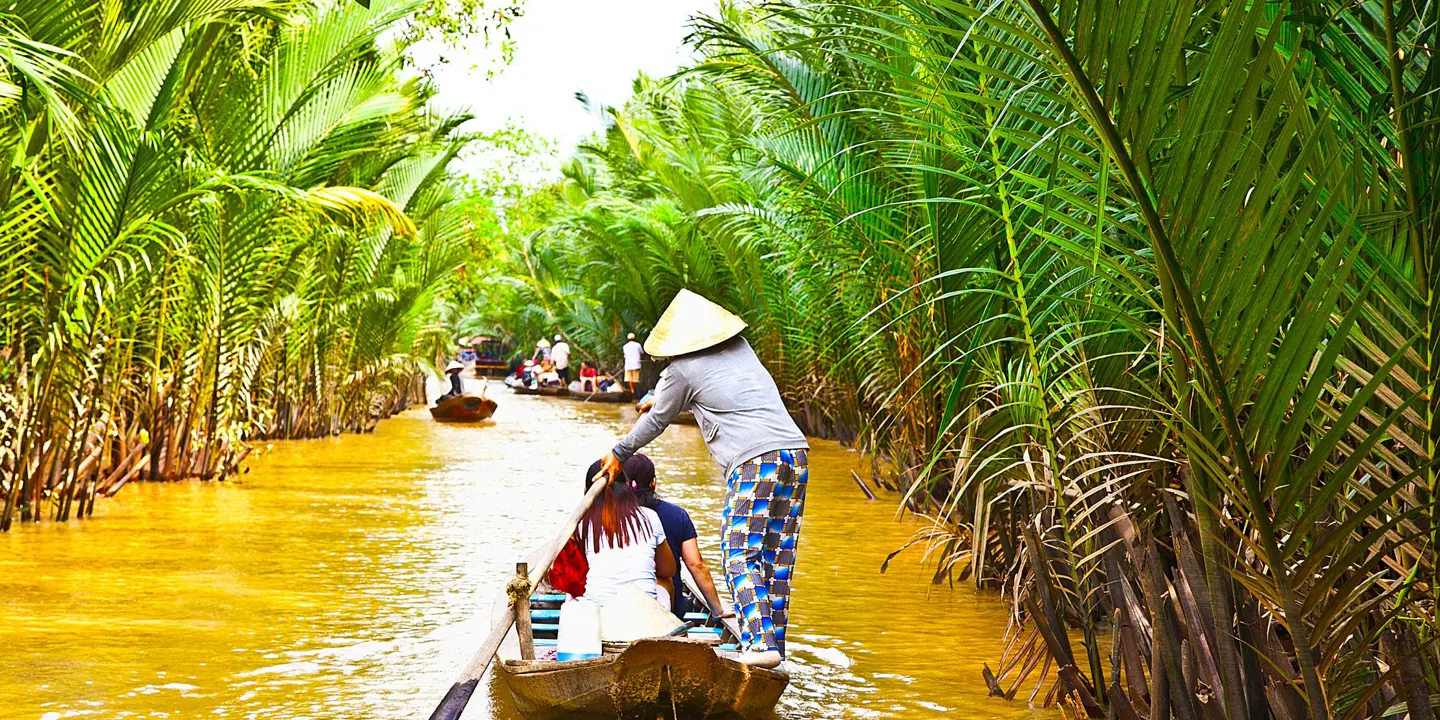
[
  {"xmin": 513, "ymin": 562, "xmax": 535, "ymax": 661},
  {"xmin": 849, "ymin": 470, "xmax": 876, "ymax": 500}
]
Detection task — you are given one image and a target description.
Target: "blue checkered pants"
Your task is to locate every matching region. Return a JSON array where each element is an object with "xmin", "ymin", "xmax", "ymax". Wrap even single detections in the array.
[{"xmin": 721, "ymin": 449, "xmax": 808, "ymax": 655}]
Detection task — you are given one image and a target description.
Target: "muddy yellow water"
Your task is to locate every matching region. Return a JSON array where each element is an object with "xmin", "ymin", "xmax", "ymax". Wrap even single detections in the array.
[{"xmin": 1, "ymin": 394, "xmax": 1050, "ymax": 719}]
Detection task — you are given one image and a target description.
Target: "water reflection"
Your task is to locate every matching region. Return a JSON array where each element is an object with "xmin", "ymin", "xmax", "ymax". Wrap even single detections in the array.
[{"xmin": 0, "ymin": 393, "xmax": 1050, "ymax": 719}]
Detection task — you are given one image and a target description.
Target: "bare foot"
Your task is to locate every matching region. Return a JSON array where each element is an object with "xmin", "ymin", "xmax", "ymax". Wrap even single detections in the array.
[{"xmin": 737, "ymin": 650, "xmax": 782, "ymax": 668}]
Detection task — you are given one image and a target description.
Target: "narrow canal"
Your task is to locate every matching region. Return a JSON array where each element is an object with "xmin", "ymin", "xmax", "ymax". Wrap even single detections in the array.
[{"xmin": 1, "ymin": 392, "xmax": 1049, "ymax": 719}]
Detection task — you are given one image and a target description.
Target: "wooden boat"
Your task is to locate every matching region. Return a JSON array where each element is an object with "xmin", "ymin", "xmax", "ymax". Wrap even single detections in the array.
[
  {"xmin": 568, "ymin": 391, "xmax": 631, "ymax": 403},
  {"xmin": 511, "ymin": 384, "xmax": 570, "ymax": 397},
  {"xmin": 566, "ymin": 386, "xmax": 633, "ymax": 403},
  {"xmin": 498, "ymin": 637, "xmax": 786, "ymax": 720},
  {"xmin": 429, "ymin": 394, "xmax": 497, "ymax": 422},
  {"xmin": 496, "ymin": 579, "xmax": 787, "ymax": 719}
]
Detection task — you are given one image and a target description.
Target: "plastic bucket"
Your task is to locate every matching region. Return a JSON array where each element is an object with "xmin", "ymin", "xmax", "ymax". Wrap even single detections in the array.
[{"xmin": 556, "ymin": 600, "xmax": 601, "ymax": 661}]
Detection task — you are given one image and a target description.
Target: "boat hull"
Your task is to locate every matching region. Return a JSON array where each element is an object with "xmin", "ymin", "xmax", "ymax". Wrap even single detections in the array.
[
  {"xmin": 498, "ymin": 638, "xmax": 787, "ymax": 720},
  {"xmin": 566, "ymin": 390, "xmax": 633, "ymax": 403},
  {"xmin": 428, "ymin": 395, "xmax": 497, "ymax": 422},
  {"xmin": 511, "ymin": 385, "xmax": 570, "ymax": 397}
]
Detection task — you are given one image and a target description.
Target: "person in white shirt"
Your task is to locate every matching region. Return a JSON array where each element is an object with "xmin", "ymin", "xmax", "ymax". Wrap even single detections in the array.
[
  {"xmin": 622, "ymin": 332, "xmax": 643, "ymax": 395},
  {"xmin": 551, "ymin": 334, "xmax": 571, "ymax": 384},
  {"xmin": 577, "ymin": 461, "xmax": 677, "ymax": 609}
]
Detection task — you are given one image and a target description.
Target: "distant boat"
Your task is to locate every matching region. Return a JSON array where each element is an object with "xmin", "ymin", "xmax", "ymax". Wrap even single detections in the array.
[
  {"xmin": 511, "ymin": 384, "xmax": 570, "ymax": 397},
  {"xmin": 429, "ymin": 395, "xmax": 497, "ymax": 422},
  {"xmin": 565, "ymin": 382, "xmax": 632, "ymax": 403}
]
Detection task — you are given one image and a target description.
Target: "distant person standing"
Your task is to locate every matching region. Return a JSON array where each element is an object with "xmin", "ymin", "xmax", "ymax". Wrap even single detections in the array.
[
  {"xmin": 552, "ymin": 334, "xmax": 571, "ymax": 384},
  {"xmin": 622, "ymin": 332, "xmax": 644, "ymax": 396},
  {"xmin": 532, "ymin": 338, "xmax": 551, "ymax": 363}
]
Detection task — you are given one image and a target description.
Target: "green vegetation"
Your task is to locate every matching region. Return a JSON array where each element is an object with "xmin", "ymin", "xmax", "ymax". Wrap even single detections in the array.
[
  {"xmin": 0, "ymin": 0, "xmax": 487, "ymax": 527},
  {"xmin": 469, "ymin": 1, "xmax": 1440, "ymax": 717}
]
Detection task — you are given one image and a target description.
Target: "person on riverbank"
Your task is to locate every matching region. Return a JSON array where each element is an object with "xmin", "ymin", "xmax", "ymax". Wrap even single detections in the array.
[
  {"xmin": 436, "ymin": 361, "xmax": 465, "ymax": 403},
  {"xmin": 622, "ymin": 332, "xmax": 643, "ymax": 395},
  {"xmin": 552, "ymin": 334, "xmax": 571, "ymax": 384},
  {"xmin": 578, "ymin": 460, "xmax": 678, "ymax": 610},
  {"xmin": 623, "ymin": 453, "xmax": 729, "ymax": 622},
  {"xmin": 596, "ymin": 289, "xmax": 809, "ymax": 669}
]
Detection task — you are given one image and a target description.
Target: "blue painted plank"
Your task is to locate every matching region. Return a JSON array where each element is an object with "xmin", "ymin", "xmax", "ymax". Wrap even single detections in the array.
[
  {"xmin": 683, "ymin": 613, "xmax": 710, "ymax": 622},
  {"xmin": 530, "ymin": 609, "xmax": 561, "ymax": 621},
  {"xmin": 530, "ymin": 594, "xmax": 567, "ymax": 603},
  {"xmin": 534, "ymin": 638, "xmax": 558, "ymax": 647}
]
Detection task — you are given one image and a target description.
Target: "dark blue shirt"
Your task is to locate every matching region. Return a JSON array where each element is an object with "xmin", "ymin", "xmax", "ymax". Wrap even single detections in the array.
[{"xmin": 651, "ymin": 498, "xmax": 698, "ymax": 618}]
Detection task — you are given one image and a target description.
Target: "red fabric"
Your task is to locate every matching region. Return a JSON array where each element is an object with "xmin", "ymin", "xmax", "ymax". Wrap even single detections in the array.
[{"xmin": 548, "ymin": 536, "xmax": 588, "ymax": 597}]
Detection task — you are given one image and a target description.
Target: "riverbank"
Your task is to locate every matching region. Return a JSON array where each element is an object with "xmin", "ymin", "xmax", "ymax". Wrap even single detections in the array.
[{"xmin": 0, "ymin": 395, "xmax": 1047, "ymax": 719}]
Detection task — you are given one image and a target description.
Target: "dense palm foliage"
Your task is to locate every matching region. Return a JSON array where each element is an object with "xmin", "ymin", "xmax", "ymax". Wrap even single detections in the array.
[
  {"xmin": 474, "ymin": 0, "xmax": 1440, "ymax": 716},
  {"xmin": 0, "ymin": 0, "xmax": 476, "ymax": 527}
]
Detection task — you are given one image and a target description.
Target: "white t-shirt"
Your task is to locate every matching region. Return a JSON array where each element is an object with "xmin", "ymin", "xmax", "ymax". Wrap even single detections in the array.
[
  {"xmin": 551, "ymin": 342, "xmax": 571, "ymax": 369},
  {"xmin": 579, "ymin": 507, "xmax": 666, "ymax": 607},
  {"xmin": 623, "ymin": 341, "xmax": 643, "ymax": 371}
]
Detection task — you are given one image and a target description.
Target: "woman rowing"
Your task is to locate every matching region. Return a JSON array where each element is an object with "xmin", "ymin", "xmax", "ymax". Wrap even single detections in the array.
[{"xmin": 596, "ymin": 289, "xmax": 808, "ymax": 669}]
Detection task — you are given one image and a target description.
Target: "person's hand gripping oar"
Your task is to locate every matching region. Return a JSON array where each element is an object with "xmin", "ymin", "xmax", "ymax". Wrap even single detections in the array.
[{"xmin": 427, "ymin": 465, "xmax": 616, "ymax": 720}]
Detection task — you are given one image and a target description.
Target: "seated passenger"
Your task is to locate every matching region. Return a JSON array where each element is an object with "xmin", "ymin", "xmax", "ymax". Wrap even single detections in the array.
[
  {"xmin": 578, "ymin": 460, "xmax": 678, "ymax": 611},
  {"xmin": 536, "ymin": 358, "xmax": 560, "ymax": 386},
  {"xmin": 579, "ymin": 361, "xmax": 599, "ymax": 392},
  {"xmin": 622, "ymin": 454, "xmax": 730, "ymax": 621}
]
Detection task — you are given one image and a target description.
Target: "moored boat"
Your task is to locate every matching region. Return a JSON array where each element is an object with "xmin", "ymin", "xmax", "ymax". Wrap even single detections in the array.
[
  {"xmin": 429, "ymin": 395, "xmax": 497, "ymax": 422},
  {"xmin": 496, "ymin": 581, "xmax": 787, "ymax": 720}
]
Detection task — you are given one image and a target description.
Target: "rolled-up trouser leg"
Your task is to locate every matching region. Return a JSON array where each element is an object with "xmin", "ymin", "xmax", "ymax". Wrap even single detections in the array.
[{"xmin": 720, "ymin": 449, "xmax": 808, "ymax": 655}]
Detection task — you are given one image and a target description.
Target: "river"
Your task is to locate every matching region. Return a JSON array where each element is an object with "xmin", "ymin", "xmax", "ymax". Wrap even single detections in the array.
[{"xmin": 1, "ymin": 392, "xmax": 1050, "ymax": 719}]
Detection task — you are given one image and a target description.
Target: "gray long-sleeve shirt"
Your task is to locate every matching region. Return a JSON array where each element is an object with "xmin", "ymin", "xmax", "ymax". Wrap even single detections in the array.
[{"xmin": 612, "ymin": 337, "xmax": 808, "ymax": 477}]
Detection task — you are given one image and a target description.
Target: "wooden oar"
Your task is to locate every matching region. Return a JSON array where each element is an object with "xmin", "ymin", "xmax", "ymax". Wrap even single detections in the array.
[
  {"xmin": 428, "ymin": 474, "xmax": 609, "ymax": 720},
  {"xmin": 681, "ymin": 569, "xmax": 742, "ymax": 642}
]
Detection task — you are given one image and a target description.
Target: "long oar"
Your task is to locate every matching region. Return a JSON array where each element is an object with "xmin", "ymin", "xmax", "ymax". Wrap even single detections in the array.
[
  {"xmin": 680, "ymin": 569, "xmax": 742, "ymax": 642},
  {"xmin": 428, "ymin": 475, "xmax": 609, "ymax": 720}
]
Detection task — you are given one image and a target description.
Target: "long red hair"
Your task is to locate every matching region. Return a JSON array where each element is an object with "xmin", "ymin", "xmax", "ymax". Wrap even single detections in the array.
[{"xmin": 581, "ymin": 462, "xmax": 648, "ymax": 553}]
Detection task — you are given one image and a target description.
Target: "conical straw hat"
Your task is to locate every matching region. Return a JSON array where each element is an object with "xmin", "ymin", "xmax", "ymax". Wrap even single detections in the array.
[{"xmin": 643, "ymin": 289, "xmax": 746, "ymax": 358}]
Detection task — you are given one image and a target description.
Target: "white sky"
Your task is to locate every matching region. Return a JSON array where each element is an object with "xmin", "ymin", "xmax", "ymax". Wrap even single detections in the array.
[{"xmin": 416, "ymin": 0, "xmax": 719, "ymax": 180}]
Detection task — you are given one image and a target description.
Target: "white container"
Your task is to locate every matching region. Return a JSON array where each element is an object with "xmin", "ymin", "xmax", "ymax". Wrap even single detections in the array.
[
  {"xmin": 556, "ymin": 600, "xmax": 602, "ymax": 661},
  {"xmin": 600, "ymin": 585, "xmax": 685, "ymax": 642}
]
